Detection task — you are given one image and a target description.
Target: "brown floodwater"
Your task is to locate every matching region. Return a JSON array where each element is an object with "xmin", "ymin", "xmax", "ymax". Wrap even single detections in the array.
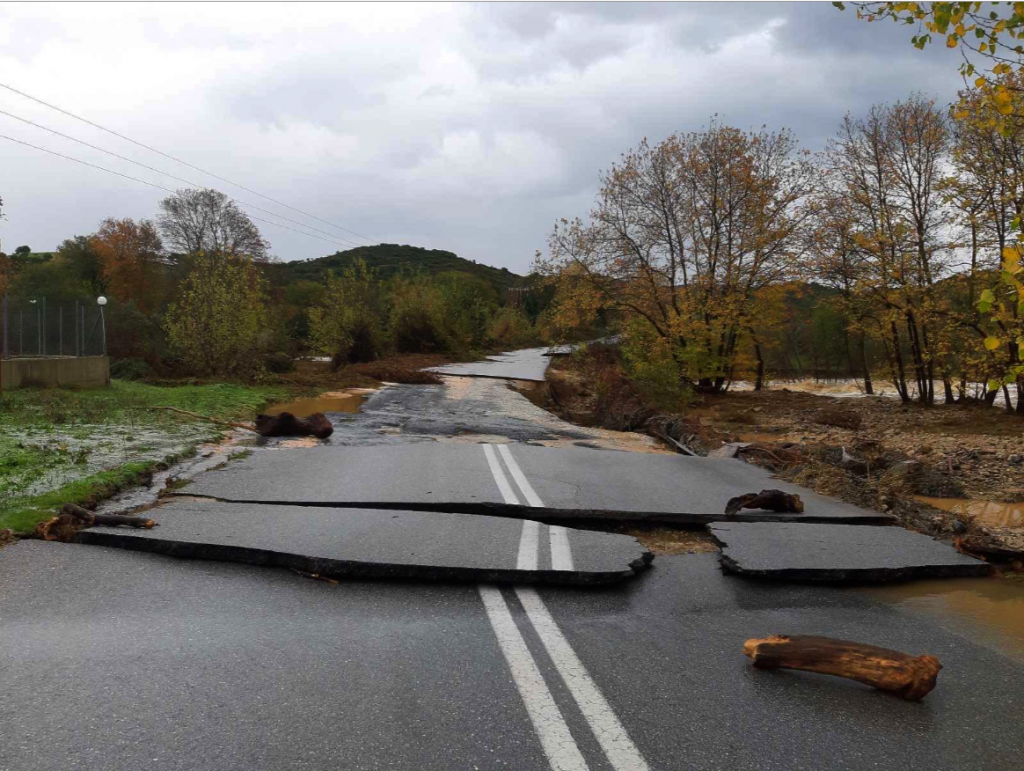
[
  {"xmin": 264, "ymin": 390, "xmax": 369, "ymax": 418},
  {"xmin": 915, "ymin": 496, "xmax": 1024, "ymax": 528},
  {"xmin": 862, "ymin": 577, "xmax": 1024, "ymax": 658}
]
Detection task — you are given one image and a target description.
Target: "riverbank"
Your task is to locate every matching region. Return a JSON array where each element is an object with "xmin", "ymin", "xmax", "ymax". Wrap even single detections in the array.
[{"xmin": 539, "ymin": 344, "xmax": 1024, "ymax": 560}]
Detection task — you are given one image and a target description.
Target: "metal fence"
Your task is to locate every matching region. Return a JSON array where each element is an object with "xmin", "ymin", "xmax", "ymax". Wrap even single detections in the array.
[{"xmin": 1, "ymin": 295, "xmax": 107, "ymax": 359}]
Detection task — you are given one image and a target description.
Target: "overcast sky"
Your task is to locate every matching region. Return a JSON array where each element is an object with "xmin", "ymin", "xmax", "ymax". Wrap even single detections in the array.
[{"xmin": 0, "ymin": 2, "xmax": 960, "ymax": 273}]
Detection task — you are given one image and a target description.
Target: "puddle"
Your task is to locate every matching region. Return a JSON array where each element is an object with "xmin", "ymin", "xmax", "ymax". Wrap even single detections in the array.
[
  {"xmin": 915, "ymin": 496, "xmax": 1024, "ymax": 528},
  {"xmin": 862, "ymin": 577, "xmax": 1024, "ymax": 658},
  {"xmin": 264, "ymin": 390, "xmax": 369, "ymax": 417}
]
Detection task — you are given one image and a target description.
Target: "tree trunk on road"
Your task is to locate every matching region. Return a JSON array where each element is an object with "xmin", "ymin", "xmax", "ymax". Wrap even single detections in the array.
[{"xmin": 743, "ymin": 635, "xmax": 941, "ymax": 701}]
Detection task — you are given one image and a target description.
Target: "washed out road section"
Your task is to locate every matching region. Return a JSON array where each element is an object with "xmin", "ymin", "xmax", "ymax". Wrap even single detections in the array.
[
  {"xmin": 709, "ymin": 522, "xmax": 991, "ymax": 582},
  {"xmin": 81, "ymin": 498, "xmax": 652, "ymax": 585},
  {"xmin": 182, "ymin": 442, "xmax": 891, "ymax": 524},
  {"xmin": 426, "ymin": 346, "xmax": 553, "ymax": 382}
]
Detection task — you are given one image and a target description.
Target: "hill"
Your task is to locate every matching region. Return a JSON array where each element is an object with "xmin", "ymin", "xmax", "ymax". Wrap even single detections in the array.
[{"xmin": 270, "ymin": 244, "xmax": 523, "ymax": 294}]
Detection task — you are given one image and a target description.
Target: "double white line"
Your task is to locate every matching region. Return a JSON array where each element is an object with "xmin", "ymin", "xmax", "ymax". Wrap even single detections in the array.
[{"xmin": 478, "ymin": 443, "xmax": 649, "ymax": 771}]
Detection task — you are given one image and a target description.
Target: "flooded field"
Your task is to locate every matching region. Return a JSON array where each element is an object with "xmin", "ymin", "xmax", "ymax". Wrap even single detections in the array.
[
  {"xmin": 732, "ymin": 378, "xmax": 1015, "ymax": 407},
  {"xmin": 916, "ymin": 496, "xmax": 1024, "ymax": 528},
  {"xmin": 1, "ymin": 422, "xmax": 215, "ymax": 502},
  {"xmin": 264, "ymin": 389, "xmax": 371, "ymax": 417},
  {"xmin": 863, "ymin": 577, "xmax": 1024, "ymax": 659}
]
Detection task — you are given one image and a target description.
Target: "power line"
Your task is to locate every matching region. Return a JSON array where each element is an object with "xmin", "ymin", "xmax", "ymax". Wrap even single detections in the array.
[
  {"xmin": 0, "ymin": 132, "xmax": 364, "ymax": 251},
  {"xmin": 0, "ymin": 81, "xmax": 376, "ymax": 243},
  {"xmin": 0, "ymin": 107, "xmax": 363, "ymax": 249}
]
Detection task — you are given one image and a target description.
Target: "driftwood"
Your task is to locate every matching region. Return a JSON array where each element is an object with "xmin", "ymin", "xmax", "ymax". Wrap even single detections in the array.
[
  {"xmin": 153, "ymin": 406, "xmax": 259, "ymax": 433},
  {"xmin": 725, "ymin": 489, "xmax": 804, "ymax": 516},
  {"xmin": 62, "ymin": 503, "xmax": 157, "ymax": 529},
  {"xmin": 254, "ymin": 411, "xmax": 334, "ymax": 439},
  {"xmin": 743, "ymin": 635, "xmax": 942, "ymax": 701}
]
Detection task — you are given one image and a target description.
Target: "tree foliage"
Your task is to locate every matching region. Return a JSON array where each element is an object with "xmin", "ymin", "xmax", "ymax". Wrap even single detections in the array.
[
  {"xmin": 164, "ymin": 253, "xmax": 269, "ymax": 377},
  {"xmin": 537, "ymin": 122, "xmax": 816, "ymax": 393},
  {"xmin": 90, "ymin": 218, "xmax": 164, "ymax": 313}
]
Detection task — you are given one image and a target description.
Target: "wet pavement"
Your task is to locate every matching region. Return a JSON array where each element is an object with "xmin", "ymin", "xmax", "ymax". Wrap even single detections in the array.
[
  {"xmin": 3, "ymin": 542, "xmax": 1024, "ymax": 771},
  {"xmin": 182, "ymin": 441, "xmax": 892, "ymax": 524},
  {"xmin": 426, "ymin": 346, "xmax": 554, "ymax": 381},
  {"xmin": 84, "ymin": 497, "xmax": 653, "ymax": 585},
  {"xmin": 709, "ymin": 522, "xmax": 990, "ymax": 582},
  {"xmin": 7, "ymin": 346, "xmax": 1024, "ymax": 771}
]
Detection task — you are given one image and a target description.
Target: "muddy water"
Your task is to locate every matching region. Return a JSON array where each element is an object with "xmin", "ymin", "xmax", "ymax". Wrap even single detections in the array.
[
  {"xmin": 916, "ymin": 496, "xmax": 1024, "ymax": 528},
  {"xmin": 264, "ymin": 390, "xmax": 369, "ymax": 417},
  {"xmin": 862, "ymin": 578, "xmax": 1024, "ymax": 659}
]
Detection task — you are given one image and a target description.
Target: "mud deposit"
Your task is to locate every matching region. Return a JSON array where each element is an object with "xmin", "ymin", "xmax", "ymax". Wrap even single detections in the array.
[
  {"xmin": 863, "ymin": 577, "xmax": 1024, "ymax": 659},
  {"xmin": 915, "ymin": 496, "xmax": 1024, "ymax": 528},
  {"xmin": 264, "ymin": 390, "xmax": 371, "ymax": 417}
]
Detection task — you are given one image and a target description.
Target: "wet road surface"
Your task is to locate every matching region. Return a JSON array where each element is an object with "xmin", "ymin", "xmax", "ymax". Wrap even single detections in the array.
[{"xmin": 1, "ymin": 351, "xmax": 1020, "ymax": 771}]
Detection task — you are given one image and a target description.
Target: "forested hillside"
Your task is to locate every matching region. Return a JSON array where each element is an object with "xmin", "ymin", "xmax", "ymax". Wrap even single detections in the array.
[{"xmin": 269, "ymin": 244, "xmax": 522, "ymax": 295}]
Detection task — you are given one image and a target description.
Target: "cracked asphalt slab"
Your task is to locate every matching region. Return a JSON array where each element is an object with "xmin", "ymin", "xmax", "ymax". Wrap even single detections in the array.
[
  {"xmin": 82, "ymin": 498, "xmax": 652, "ymax": 585},
  {"xmin": 182, "ymin": 441, "xmax": 891, "ymax": 525},
  {"xmin": 3, "ymin": 543, "xmax": 1022, "ymax": 771},
  {"xmin": 709, "ymin": 522, "xmax": 991, "ymax": 582}
]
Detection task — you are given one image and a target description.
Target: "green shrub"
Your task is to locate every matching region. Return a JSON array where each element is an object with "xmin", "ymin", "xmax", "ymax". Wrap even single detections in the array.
[
  {"xmin": 264, "ymin": 352, "xmax": 294, "ymax": 373},
  {"xmin": 110, "ymin": 357, "xmax": 152, "ymax": 381},
  {"xmin": 620, "ymin": 317, "xmax": 692, "ymax": 412}
]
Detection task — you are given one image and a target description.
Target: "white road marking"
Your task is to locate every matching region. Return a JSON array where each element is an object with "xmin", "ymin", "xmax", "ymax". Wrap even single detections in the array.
[
  {"xmin": 481, "ymin": 443, "xmax": 646, "ymax": 770},
  {"xmin": 516, "ymin": 587, "xmax": 650, "ymax": 771},
  {"xmin": 548, "ymin": 526, "xmax": 574, "ymax": 571},
  {"xmin": 497, "ymin": 444, "xmax": 545, "ymax": 507},
  {"xmin": 482, "ymin": 443, "xmax": 519, "ymax": 505},
  {"xmin": 478, "ymin": 585, "xmax": 590, "ymax": 771},
  {"xmin": 517, "ymin": 520, "xmax": 541, "ymax": 571}
]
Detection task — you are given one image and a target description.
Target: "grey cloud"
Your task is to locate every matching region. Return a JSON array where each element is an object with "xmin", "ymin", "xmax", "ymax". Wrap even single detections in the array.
[{"xmin": 0, "ymin": 2, "xmax": 967, "ymax": 274}]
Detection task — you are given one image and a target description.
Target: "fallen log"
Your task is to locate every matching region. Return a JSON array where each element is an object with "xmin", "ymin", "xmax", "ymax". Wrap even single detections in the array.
[
  {"xmin": 62, "ymin": 503, "xmax": 157, "ymax": 529},
  {"xmin": 725, "ymin": 489, "xmax": 803, "ymax": 516},
  {"xmin": 153, "ymin": 406, "xmax": 259, "ymax": 433},
  {"xmin": 743, "ymin": 635, "xmax": 941, "ymax": 701},
  {"xmin": 254, "ymin": 411, "xmax": 334, "ymax": 439}
]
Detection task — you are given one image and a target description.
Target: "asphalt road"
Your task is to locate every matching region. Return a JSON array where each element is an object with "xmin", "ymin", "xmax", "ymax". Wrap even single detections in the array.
[
  {"xmin": 3, "ymin": 543, "xmax": 1021, "ymax": 771},
  {"xmin": 2, "ymin": 353, "xmax": 1021, "ymax": 770}
]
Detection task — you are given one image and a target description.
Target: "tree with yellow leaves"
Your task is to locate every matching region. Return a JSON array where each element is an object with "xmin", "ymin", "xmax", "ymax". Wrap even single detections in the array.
[
  {"xmin": 536, "ymin": 122, "xmax": 816, "ymax": 393},
  {"xmin": 837, "ymin": 2, "xmax": 1024, "ymax": 129}
]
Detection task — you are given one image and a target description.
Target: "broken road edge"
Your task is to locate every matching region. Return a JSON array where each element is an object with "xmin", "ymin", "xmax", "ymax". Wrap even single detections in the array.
[{"xmin": 75, "ymin": 529, "xmax": 656, "ymax": 587}]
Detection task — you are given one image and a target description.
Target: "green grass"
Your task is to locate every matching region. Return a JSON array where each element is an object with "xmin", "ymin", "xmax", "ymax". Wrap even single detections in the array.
[
  {"xmin": 0, "ymin": 462, "xmax": 158, "ymax": 534},
  {"xmin": 0, "ymin": 380, "xmax": 293, "ymax": 429},
  {"xmin": 0, "ymin": 380, "xmax": 298, "ymax": 534}
]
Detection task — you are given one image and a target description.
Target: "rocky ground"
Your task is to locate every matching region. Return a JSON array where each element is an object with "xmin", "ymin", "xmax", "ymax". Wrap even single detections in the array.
[{"xmin": 540, "ymin": 348, "xmax": 1024, "ymax": 562}]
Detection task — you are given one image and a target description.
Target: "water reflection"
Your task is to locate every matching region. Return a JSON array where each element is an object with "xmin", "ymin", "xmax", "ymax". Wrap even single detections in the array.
[{"xmin": 863, "ymin": 577, "xmax": 1024, "ymax": 657}]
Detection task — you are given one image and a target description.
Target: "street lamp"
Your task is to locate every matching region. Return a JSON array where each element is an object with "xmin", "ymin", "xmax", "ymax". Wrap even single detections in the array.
[{"xmin": 97, "ymin": 296, "xmax": 107, "ymax": 357}]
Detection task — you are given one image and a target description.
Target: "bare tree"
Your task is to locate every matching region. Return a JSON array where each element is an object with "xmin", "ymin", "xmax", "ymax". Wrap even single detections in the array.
[{"xmin": 158, "ymin": 188, "xmax": 269, "ymax": 260}]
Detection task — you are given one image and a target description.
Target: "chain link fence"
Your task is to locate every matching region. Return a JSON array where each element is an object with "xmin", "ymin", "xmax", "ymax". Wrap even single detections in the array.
[{"xmin": 1, "ymin": 295, "xmax": 107, "ymax": 359}]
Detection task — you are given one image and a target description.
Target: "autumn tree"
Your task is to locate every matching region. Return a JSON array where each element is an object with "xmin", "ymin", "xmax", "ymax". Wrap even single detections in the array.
[
  {"xmin": 837, "ymin": 2, "xmax": 1024, "ymax": 127},
  {"xmin": 538, "ymin": 123, "xmax": 816, "ymax": 393},
  {"xmin": 90, "ymin": 218, "xmax": 164, "ymax": 313},
  {"xmin": 164, "ymin": 253, "xmax": 269, "ymax": 377},
  {"xmin": 158, "ymin": 188, "xmax": 269, "ymax": 260},
  {"xmin": 821, "ymin": 96, "xmax": 953, "ymax": 404}
]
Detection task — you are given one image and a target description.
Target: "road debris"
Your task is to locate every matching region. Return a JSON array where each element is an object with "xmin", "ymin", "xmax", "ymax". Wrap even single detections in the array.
[
  {"xmin": 254, "ymin": 411, "xmax": 334, "ymax": 439},
  {"xmin": 62, "ymin": 503, "xmax": 157, "ymax": 528},
  {"xmin": 725, "ymin": 489, "xmax": 804, "ymax": 516},
  {"xmin": 743, "ymin": 634, "xmax": 941, "ymax": 701}
]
